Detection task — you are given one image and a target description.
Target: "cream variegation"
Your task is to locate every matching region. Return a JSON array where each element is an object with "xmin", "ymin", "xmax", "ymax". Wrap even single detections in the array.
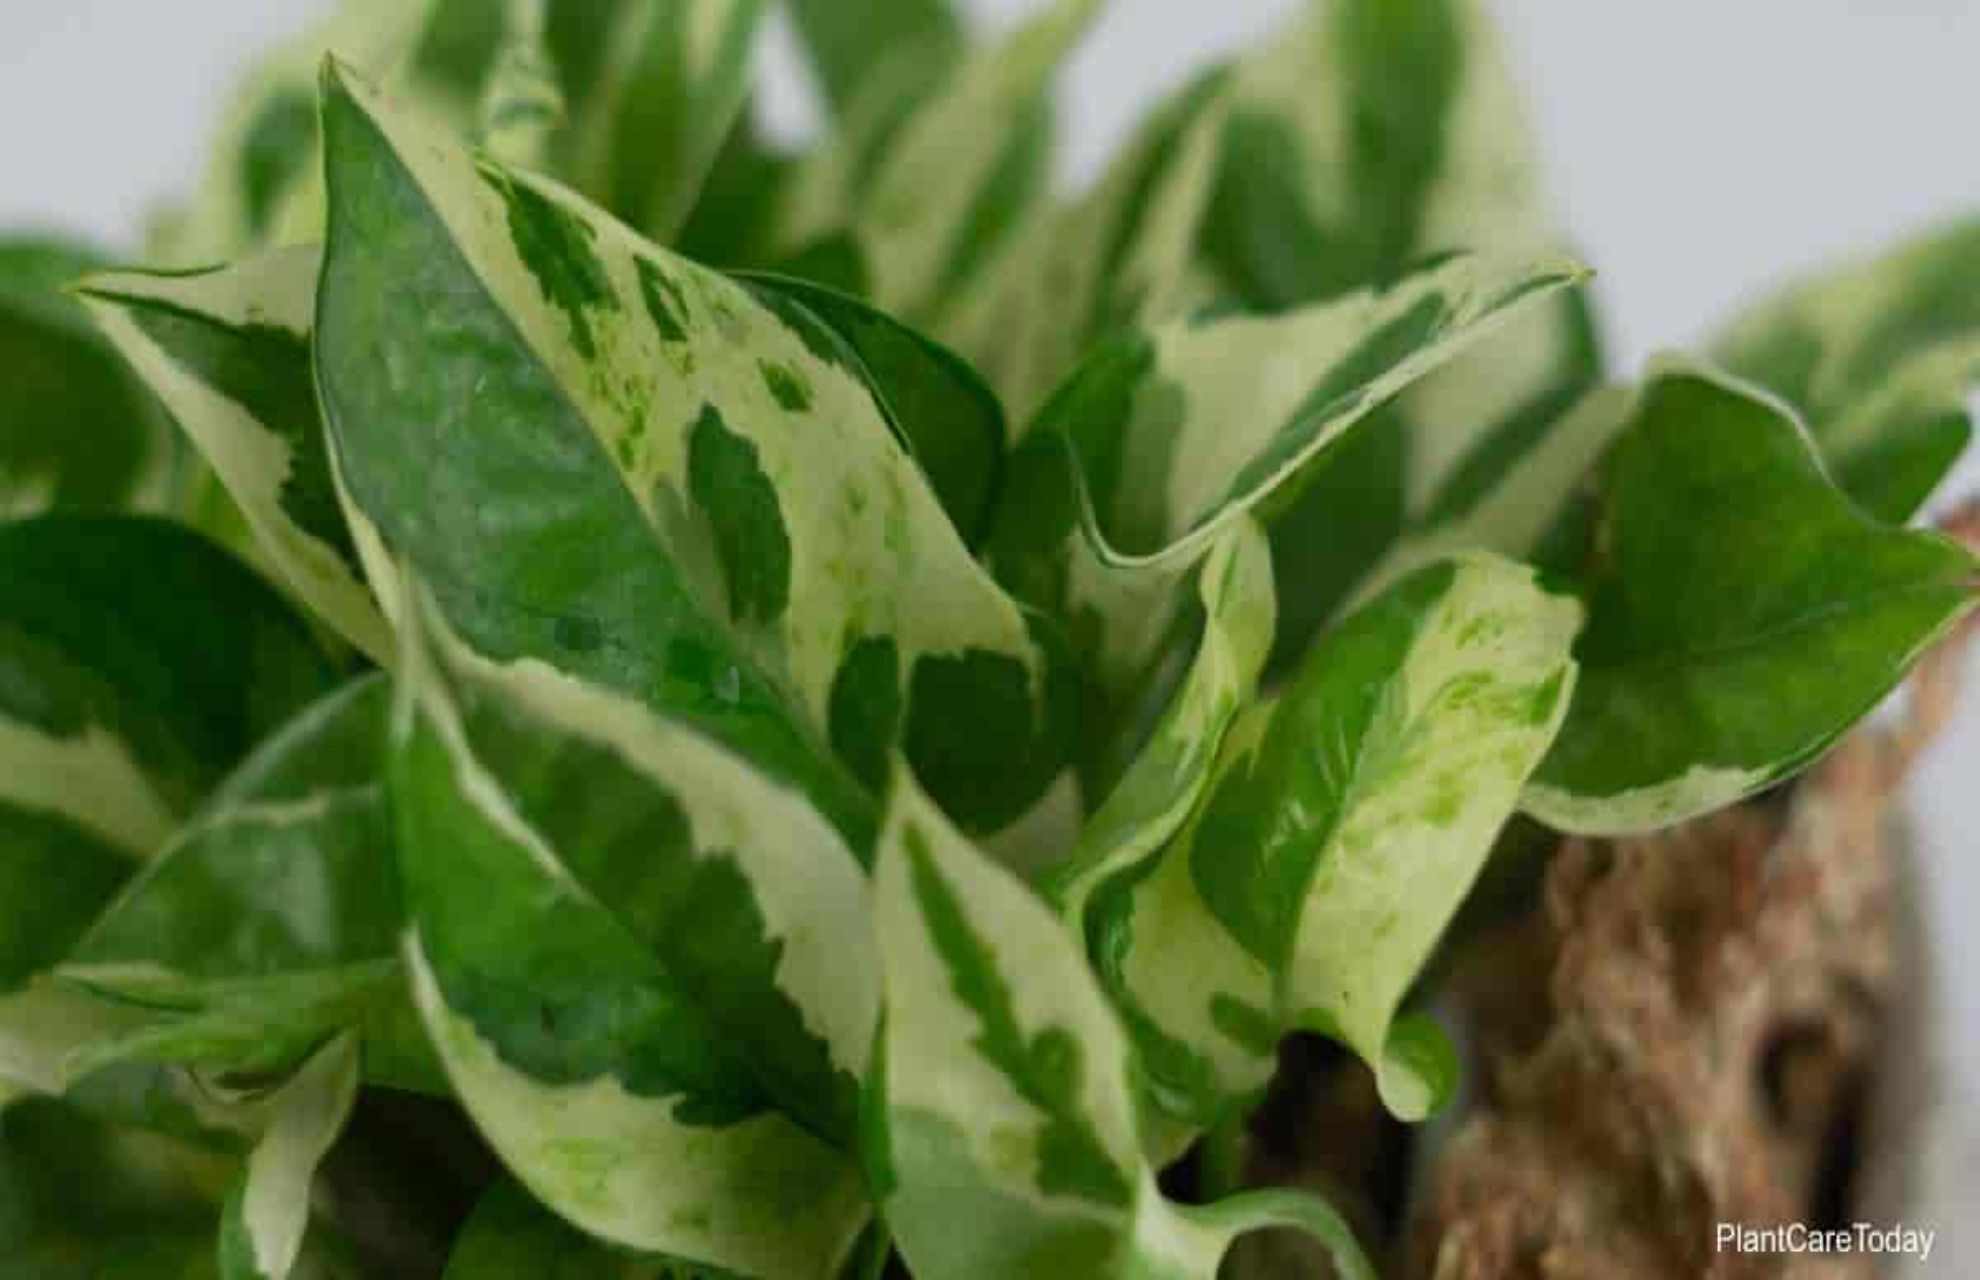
[
  {"xmin": 952, "ymin": 70, "xmax": 1233, "ymax": 426},
  {"xmin": 1524, "ymin": 364, "xmax": 1980, "ymax": 835},
  {"xmin": 1711, "ymin": 216, "xmax": 1980, "ymax": 521},
  {"xmin": 0, "ymin": 721, "xmax": 177, "ymax": 857},
  {"xmin": 10, "ymin": 5, "xmax": 1980, "ymax": 1277},
  {"xmin": 407, "ymin": 953, "xmax": 868, "ymax": 1278},
  {"xmin": 416, "ymin": 600, "xmax": 880, "ymax": 1080},
  {"xmin": 1045, "ymin": 519, "xmax": 1275, "ymax": 931},
  {"xmin": 81, "ymin": 249, "xmax": 391, "ymax": 662},
  {"xmin": 1351, "ymin": 382, "xmax": 1628, "ymax": 606},
  {"xmin": 562, "ymin": 0, "xmax": 767, "ymax": 238},
  {"xmin": 220, "ymin": 1033, "xmax": 361, "ymax": 1280},
  {"xmin": 392, "ymin": 594, "xmax": 871, "ymax": 1278},
  {"xmin": 1219, "ymin": 0, "xmax": 1593, "ymax": 509},
  {"xmin": 874, "ymin": 769, "xmax": 1375, "ymax": 1280},
  {"xmin": 780, "ymin": 0, "xmax": 1103, "ymax": 325},
  {"xmin": 153, "ymin": 0, "xmax": 449, "ymax": 264},
  {"xmin": 477, "ymin": 0, "xmax": 565, "ymax": 168},
  {"xmin": 318, "ymin": 62, "xmax": 1072, "ymax": 835},
  {"xmin": 988, "ymin": 251, "xmax": 1584, "ymax": 746},
  {"xmin": 1097, "ymin": 554, "xmax": 1581, "ymax": 1130}
]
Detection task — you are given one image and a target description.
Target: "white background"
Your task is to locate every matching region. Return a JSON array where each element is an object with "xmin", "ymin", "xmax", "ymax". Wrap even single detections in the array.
[{"xmin": 3, "ymin": 1, "xmax": 1978, "ymax": 1066}]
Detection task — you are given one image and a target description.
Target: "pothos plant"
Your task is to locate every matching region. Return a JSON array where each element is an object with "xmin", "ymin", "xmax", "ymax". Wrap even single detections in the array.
[{"xmin": 2, "ymin": 0, "xmax": 1976, "ymax": 1276}]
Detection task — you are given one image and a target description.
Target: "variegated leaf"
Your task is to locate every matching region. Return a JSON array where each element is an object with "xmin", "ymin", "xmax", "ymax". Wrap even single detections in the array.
[
  {"xmin": 1043, "ymin": 519, "xmax": 1274, "ymax": 930},
  {"xmin": 952, "ymin": 68, "xmax": 1232, "ymax": 426},
  {"xmin": 1093, "ymin": 555, "xmax": 1580, "ymax": 1131},
  {"xmin": 1711, "ymin": 215, "xmax": 1980, "ymax": 522},
  {"xmin": 477, "ymin": 0, "xmax": 566, "ymax": 168},
  {"xmin": 1348, "ymin": 375, "xmax": 1626, "ymax": 607},
  {"xmin": 0, "ymin": 971, "xmax": 310, "ymax": 1155},
  {"xmin": 0, "ymin": 516, "xmax": 335, "ymax": 862},
  {"xmin": 80, "ymin": 249, "xmax": 391, "ymax": 662},
  {"xmin": 787, "ymin": 0, "xmax": 964, "ymax": 119},
  {"xmin": 558, "ymin": 0, "xmax": 768, "ymax": 240},
  {"xmin": 1526, "ymin": 364, "xmax": 1980, "ymax": 835},
  {"xmin": 0, "ymin": 237, "xmax": 178, "ymax": 516},
  {"xmin": 316, "ymin": 62, "xmax": 1073, "ymax": 837},
  {"xmin": 779, "ymin": 0, "xmax": 1102, "ymax": 327},
  {"xmin": 985, "ymin": 251, "xmax": 1581, "ymax": 772},
  {"xmin": 1200, "ymin": 0, "xmax": 1604, "ymax": 663},
  {"xmin": 391, "ymin": 588, "xmax": 872, "ymax": 1278},
  {"xmin": 737, "ymin": 271, "xmax": 1006, "ymax": 545},
  {"xmin": 54, "ymin": 677, "xmax": 438, "ymax": 1096},
  {"xmin": 873, "ymin": 769, "xmax": 1374, "ymax": 1280},
  {"xmin": 217, "ymin": 1034, "xmax": 360, "ymax": 1280},
  {"xmin": 155, "ymin": 0, "xmax": 454, "ymax": 264}
]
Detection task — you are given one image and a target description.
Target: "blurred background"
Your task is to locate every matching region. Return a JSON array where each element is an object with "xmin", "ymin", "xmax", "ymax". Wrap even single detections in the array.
[{"xmin": 3, "ymin": 0, "xmax": 1977, "ymax": 1061}]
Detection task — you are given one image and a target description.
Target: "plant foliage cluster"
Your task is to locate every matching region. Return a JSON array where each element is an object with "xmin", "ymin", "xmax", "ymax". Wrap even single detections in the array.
[{"xmin": 2, "ymin": 0, "xmax": 1976, "ymax": 1276}]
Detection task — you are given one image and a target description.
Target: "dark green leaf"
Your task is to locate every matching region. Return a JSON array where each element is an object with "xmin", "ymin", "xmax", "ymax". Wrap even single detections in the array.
[{"xmin": 1527, "ymin": 366, "xmax": 1980, "ymax": 833}]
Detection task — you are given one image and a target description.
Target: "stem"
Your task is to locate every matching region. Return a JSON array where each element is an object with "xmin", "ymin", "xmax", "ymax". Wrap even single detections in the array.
[
  {"xmin": 844, "ymin": 1224, "xmax": 893, "ymax": 1280},
  {"xmin": 1181, "ymin": 1187, "xmax": 1376, "ymax": 1280}
]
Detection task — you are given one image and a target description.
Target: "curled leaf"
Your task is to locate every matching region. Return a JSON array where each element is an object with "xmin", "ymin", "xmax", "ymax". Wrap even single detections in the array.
[{"xmin": 1094, "ymin": 554, "xmax": 1581, "ymax": 1130}]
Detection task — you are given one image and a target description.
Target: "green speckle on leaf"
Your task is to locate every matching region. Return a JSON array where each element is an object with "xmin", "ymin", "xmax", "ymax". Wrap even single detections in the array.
[
  {"xmin": 483, "ymin": 165, "xmax": 617, "ymax": 360},
  {"xmin": 904, "ymin": 825, "xmax": 1133, "ymax": 1209},
  {"xmin": 636, "ymin": 255, "xmax": 690, "ymax": 343},
  {"xmin": 688, "ymin": 405, "xmax": 792, "ymax": 628},
  {"xmin": 760, "ymin": 360, "xmax": 813, "ymax": 412}
]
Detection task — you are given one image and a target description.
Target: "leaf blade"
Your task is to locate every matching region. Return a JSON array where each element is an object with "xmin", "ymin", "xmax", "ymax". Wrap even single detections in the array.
[{"xmin": 1526, "ymin": 364, "xmax": 1980, "ymax": 834}]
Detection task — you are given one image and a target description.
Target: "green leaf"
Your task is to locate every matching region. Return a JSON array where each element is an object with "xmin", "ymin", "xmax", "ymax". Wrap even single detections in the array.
[
  {"xmin": 217, "ymin": 1034, "xmax": 360, "ymax": 1280},
  {"xmin": 952, "ymin": 68, "xmax": 1232, "ymax": 425},
  {"xmin": 985, "ymin": 252, "xmax": 1582, "ymax": 767},
  {"xmin": 80, "ymin": 248, "xmax": 391, "ymax": 662},
  {"xmin": 1712, "ymin": 216, "xmax": 1980, "ymax": 522},
  {"xmin": 443, "ymin": 1178, "xmax": 675, "ymax": 1279},
  {"xmin": 0, "ymin": 806, "xmax": 128, "ymax": 994},
  {"xmin": 1526, "ymin": 364, "xmax": 1980, "ymax": 834},
  {"xmin": 736, "ymin": 271, "xmax": 1006, "ymax": 545},
  {"xmin": 786, "ymin": 0, "xmax": 964, "ymax": 118},
  {"xmin": 559, "ymin": 0, "xmax": 769, "ymax": 240},
  {"xmin": 779, "ymin": 0, "xmax": 1103, "ymax": 326},
  {"xmin": 391, "ymin": 590, "xmax": 872, "ymax": 1278},
  {"xmin": 674, "ymin": 105, "xmax": 799, "ymax": 270},
  {"xmin": 0, "ymin": 237, "xmax": 178, "ymax": 516},
  {"xmin": 0, "ymin": 1096, "xmax": 227, "ymax": 1275},
  {"xmin": 872, "ymin": 768, "xmax": 1375, "ymax": 1280},
  {"xmin": 1093, "ymin": 554, "xmax": 1580, "ymax": 1130},
  {"xmin": 316, "ymin": 61, "xmax": 1073, "ymax": 837},
  {"xmin": 0, "ymin": 516, "xmax": 335, "ymax": 861}
]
